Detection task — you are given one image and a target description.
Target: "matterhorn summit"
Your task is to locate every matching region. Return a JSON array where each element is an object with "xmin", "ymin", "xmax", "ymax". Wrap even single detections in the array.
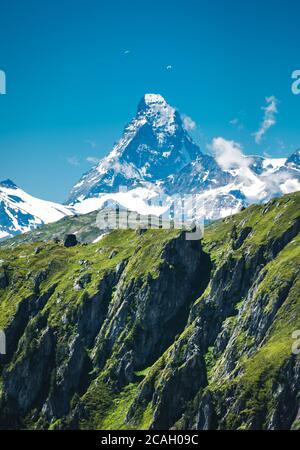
[
  {"xmin": 67, "ymin": 93, "xmax": 300, "ymax": 220},
  {"xmin": 68, "ymin": 93, "xmax": 206, "ymax": 203}
]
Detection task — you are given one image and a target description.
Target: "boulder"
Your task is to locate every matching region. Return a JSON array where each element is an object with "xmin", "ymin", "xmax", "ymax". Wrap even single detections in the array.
[{"xmin": 64, "ymin": 234, "xmax": 78, "ymax": 248}]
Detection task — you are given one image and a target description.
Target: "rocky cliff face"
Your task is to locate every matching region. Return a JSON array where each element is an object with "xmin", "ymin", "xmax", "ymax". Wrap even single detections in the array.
[{"xmin": 0, "ymin": 191, "xmax": 299, "ymax": 430}]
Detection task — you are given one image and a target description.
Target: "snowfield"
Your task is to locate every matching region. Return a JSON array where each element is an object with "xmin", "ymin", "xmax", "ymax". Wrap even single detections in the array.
[{"xmin": 0, "ymin": 180, "xmax": 74, "ymax": 239}]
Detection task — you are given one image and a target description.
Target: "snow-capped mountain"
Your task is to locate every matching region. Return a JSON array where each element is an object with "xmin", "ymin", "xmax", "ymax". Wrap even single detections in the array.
[
  {"xmin": 1, "ymin": 95, "xmax": 299, "ymax": 240},
  {"xmin": 68, "ymin": 94, "xmax": 227, "ymax": 203},
  {"xmin": 68, "ymin": 94, "xmax": 300, "ymax": 221},
  {"xmin": 0, "ymin": 180, "xmax": 73, "ymax": 240}
]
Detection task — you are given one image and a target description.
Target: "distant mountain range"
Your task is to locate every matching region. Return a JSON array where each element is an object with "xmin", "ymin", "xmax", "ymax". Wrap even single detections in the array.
[
  {"xmin": 1, "ymin": 93, "xmax": 299, "ymax": 240},
  {"xmin": 0, "ymin": 179, "xmax": 73, "ymax": 240}
]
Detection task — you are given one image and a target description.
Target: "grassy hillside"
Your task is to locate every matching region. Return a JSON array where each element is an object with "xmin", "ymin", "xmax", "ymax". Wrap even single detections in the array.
[{"xmin": 0, "ymin": 192, "xmax": 299, "ymax": 430}]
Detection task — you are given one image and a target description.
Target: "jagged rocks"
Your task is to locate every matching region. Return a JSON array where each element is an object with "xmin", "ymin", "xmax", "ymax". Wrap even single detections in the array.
[
  {"xmin": 266, "ymin": 356, "xmax": 300, "ymax": 429},
  {"xmin": 91, "ymin": 232, "xmax": 211, "ymax": 388},
  {"xmin": 109, "ymin": 250, "xmax": 118, "ymax": 259},
  {"xmin": 2, "ymin": 320, "xmax": 55, "ymax": 418},
  {"xmin": 33, "ymin": 269, "xmax": 48, "ymax": 293},
  {"xmin": 232, "ymin": 226, "xmax": 252, "ymax": 250},
  {"xmin": 74, "ymin": 273, "xmax": 92, "ymax": 290}
]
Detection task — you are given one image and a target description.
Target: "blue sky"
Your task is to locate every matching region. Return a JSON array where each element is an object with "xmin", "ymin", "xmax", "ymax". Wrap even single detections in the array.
[{"xmin": 0, "ymin": 0, "xmax": 299, "ymax": 202}]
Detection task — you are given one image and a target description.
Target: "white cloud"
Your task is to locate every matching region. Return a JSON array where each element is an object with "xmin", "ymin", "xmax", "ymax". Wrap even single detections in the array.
[
  {"xmin": 182, "ymin": 114, "xmax": 196, "ymax": 131},
  {"xmin": 259, "ymin": 169, "xmax": 300, "ymax": 200},
  {"xmin": 210, "ymin": 137, "xmax": 299, "ymax": 204},
  {"xmin": 211, "ymin": 137, "xmax": 251, "ymax": 171},
  {"xmin": 253, "ymin": 96, "xmax": 278, "ymax": 144},
  {"xmin": 280, "ymin": 178, "xmax": 300, "ymax": 194},
  {"xmin": 67, "ymin": 156, "xmax": 80, "ymax": 166},
  {"xmin": 87, "ymin": 156, "xmax": 100, "ymax": 165}
]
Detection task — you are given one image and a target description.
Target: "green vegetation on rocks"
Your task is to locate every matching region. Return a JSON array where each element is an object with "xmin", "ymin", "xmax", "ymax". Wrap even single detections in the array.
[{"xmin": 0, "ymin": 192, "xmax": 299, "ymax": 430}]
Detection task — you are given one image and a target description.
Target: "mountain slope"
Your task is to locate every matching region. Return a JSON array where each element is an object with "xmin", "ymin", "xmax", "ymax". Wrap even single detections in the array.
[
  {"xmin": 0, "ymin": 191, "xmax": 299, "ymax": 430},
  {"xmin": 0, "ymin": 180, "xmax": 74, "ymax": 240}
]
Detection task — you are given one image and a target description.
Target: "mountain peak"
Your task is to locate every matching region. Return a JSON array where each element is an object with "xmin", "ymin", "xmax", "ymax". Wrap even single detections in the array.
[
  {"xmin": 68, "ymin": 94, "xmax": 204, "ymax": 202},
  {"xmin": 137, "ymin": 93, "xmax": 174, "ymax": 117},
  {"xmin": 143, "ymin": 93, "xmax": 166, "ymax": 105},
  {"xmin": 0, "ymin": 179, "xmax": 18, "ymax": 189},
  {"xmin": 136, "ymin": 93, "xmax": 178, "ymax": 136}
]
